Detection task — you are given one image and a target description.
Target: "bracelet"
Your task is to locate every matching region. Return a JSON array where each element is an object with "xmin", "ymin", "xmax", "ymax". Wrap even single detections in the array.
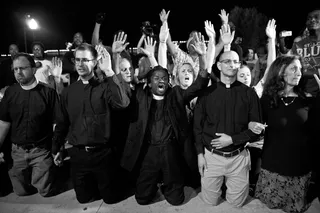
[{"xmin": 160, "ymin": 40, "xmax": 166, "ymax": 43}]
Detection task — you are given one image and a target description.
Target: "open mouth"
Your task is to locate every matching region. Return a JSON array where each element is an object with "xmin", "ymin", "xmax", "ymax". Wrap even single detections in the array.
[
  {"xmin": 158, "ymin": 84, "xmax": 165, "ymax": 92},
  {"xmin": 185, "ymin": 77, "xmax": 190, "ymax": 81}
]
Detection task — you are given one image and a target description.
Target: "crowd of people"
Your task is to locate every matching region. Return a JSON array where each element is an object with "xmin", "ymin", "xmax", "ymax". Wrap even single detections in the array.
[{"xmin": 0, "ymin": 7, "xmax": 319, "ymax": 213}]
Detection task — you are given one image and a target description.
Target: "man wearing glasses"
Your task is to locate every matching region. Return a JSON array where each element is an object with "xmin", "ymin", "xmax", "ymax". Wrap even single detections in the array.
[
  {"xmin": 194, "ymin": 50, "xmax": 262, "ymax": 207},
  {"xmin": 0, "ymin": 53, "xmax": 60, "ymax": 197},
  {"xmin": 52, "ymin": 43, "xmax": 130, "ymax": 204}
]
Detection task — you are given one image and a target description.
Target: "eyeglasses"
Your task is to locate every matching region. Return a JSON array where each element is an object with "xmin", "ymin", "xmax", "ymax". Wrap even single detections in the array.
[
  {"xmin": 12, "ymin": 66, "xmax": 31, "ymax": 72},
  {"xmin": 219, "ymin": 59, "xmax": 242, "ymax": 66},
  {"xmin": 74, "ymin": 58, "xmax": 95, "ymax": 64}
]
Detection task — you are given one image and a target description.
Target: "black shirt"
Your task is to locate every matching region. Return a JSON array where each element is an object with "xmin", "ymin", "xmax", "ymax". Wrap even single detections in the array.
[
  {"xmin": 0, "ymin": 82, "xmax": 60, "ymax": 145},
  {"xmin": 194, "ymin": 81, "xmax": 262, "ymax": 154},
  {"xmin": 52, "ymin": 75, "xmax": 130, "ymax": 154},
  {"xmin": 145, "ymin": 99, "xmax": 174, "ymax": 145}
]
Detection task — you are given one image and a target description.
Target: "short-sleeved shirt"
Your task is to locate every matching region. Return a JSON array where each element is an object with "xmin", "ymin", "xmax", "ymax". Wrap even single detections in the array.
[
  {"xmin": 0, "ymin": 82, "xmax": 59, "ymax": 145},
  {"xmin": 291, "ymin": 37, "xmax": 320, "ymax": 96}
]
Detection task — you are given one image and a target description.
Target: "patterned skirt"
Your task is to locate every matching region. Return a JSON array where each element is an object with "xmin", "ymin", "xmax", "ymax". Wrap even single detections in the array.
[{"xmin": 255, "ymin": 168, "xmax": 312, "ymax": 213}]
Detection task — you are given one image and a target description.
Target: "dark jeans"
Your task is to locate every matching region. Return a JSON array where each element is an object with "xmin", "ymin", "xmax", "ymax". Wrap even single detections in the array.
[
  {"xmin": 135, "ymin": 142, "xmax": 185, "ymax": 206},
  {"xmin": 8, "ymin": 144, "xmax": 55, "ymax": 197},
  {"xmin": 68, "ymin": 146, "xmax": 125, "ymax": 204}
]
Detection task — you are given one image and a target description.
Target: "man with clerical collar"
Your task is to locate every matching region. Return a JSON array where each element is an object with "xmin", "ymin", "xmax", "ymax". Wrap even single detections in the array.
[
  {"xmin": 194, "ymin": 50, "xmax": 263, "ymax": 207},
  {"xmin": 120, "ymin": 32, "xmax": 209, "ymax": 206},
  {"xmin": 52, "ymin": 43, "xmax": 130, "ymax": 204},
  {"xmin": 0, "ymin": 52, "xmax": 60, "ymax": 197}
]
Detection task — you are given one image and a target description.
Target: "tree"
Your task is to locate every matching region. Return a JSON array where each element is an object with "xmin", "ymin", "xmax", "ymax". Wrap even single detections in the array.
[{"xmin": 229, "ymin": 6, "xmax": 269, "ymax": 51}]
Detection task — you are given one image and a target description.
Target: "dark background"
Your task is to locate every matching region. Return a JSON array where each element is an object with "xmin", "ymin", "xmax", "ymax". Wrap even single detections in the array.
[{"xmin": 0, "ymin": 1, "xmax": 312, "ymax": 54}]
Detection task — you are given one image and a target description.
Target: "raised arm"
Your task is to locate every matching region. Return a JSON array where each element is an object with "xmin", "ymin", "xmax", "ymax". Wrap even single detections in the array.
[
  {"xmin": 262, "ymin": 19, "xmax": 277, "ymax": 84},
  {"xmin": 139, "ymin": 36, "xmax": 158, "ymax": 68},
  {"xmin": 215, "ymin": 9, "xmax": 232, "ymax": 57},
  {"xmin": 91, "ymin": 13, "xmax": 106, "ymax": 46},
  {"xmin": 111, "ymin": 31, "xmax": 130, "ymax": 75},
  {"xmin": 204, "ymin": 20, "xmax": 216, "ymax": 74},
  {"xmin": 183, "ymin": 32, "xmax": 209, "ymax": 102},
  {"xmin": 50, "ymin": 57, "xmax": 64, "ymax": 95},
  {"xmin": 158, "ymin": 21, "xmax": 169, "ymax": 68},
  {"xmin": 159, "ymin": 9, "xmax": 177, "ymax": 57}
]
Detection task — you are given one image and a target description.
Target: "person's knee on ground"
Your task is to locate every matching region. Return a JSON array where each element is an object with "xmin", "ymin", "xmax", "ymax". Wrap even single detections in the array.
[
  {"xmin": 162, "ymin": 184, "xmax": 185, "ymax": 206},
  {"xmin": 225, "ymin": 182, "xmax": 249, "ymax": 207},
  {"xmin": 135, "ymin": 193, "xmax": 156, "ymax": 205},
  {"xmin": 76, "ymin": 193, "xmax": 101, "ymax": 204},
  {"xmin": 13, "ymin": 185, "xmax": 37, "ymax": 196}
]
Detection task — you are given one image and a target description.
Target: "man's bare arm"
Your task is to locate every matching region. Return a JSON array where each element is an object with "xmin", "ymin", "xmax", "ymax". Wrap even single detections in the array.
[{"xmin": 0, "ymin": 120, "xmax": 11, "ymax": 150}]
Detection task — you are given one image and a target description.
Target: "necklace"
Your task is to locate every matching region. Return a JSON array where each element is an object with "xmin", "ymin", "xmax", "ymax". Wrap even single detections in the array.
[{"xmin": 281, "ymin": 97, "xmax": 296, "ymax": 106}]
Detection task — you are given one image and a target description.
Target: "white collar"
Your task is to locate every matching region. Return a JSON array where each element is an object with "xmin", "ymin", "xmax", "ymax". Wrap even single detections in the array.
[
  {"xmin": 80, "ymin": 71, "xmax": 94, "ymax": 84},
  {"xmin": 152, "ymin": 94, "xmax": 164, "ymax": 100},
  {"xmin": 21, "ymin": 78, "xmax": 38, "ymax": 90}
]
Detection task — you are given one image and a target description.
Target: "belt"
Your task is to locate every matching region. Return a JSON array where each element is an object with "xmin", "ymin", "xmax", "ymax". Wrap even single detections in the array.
[
  {"xmin": 74, "ymin": 144, "xmax": 109, "ymax": 152},
  {"xmin": 207, "ymin": 146, "xmax": 245, "ymax": 158},
  {"xmin": 14, "ymin": 142, "xmax": 46, "ymax": 151}
]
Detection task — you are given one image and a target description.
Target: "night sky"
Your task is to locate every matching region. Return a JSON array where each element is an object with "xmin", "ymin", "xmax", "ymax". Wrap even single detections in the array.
[{"xmin": 1, "ymin": 1, "xmax": 312, "ymax": 54}]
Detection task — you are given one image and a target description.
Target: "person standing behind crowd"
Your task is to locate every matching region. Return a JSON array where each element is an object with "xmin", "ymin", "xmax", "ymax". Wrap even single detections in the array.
[
  {"xmin": 194, "ymin": 50, "xmax": 262, "ymax": 207},
  {"xmin": 52, "ymin": 43, "xmax": 130, "ymax": 204},
  {"xmin": 62, "ymin": 32, "xmax": 85, "ymax": 84},
  {"xmin": 253, "ymin": 54, "xmax": 320, "ymax": 213},
  {"xmin": 0, "ymin": 53, "xmax": 61, "ymax": 197},
  {"xmin": 289, "ymin": 9, "xmax": 320, "ymax": 97},
  {"xmin": 0, "ymin": 43, "xmax": 19, "ymax": 96},
  {"xmin": 31, "ymin": 42, "xmax": 64, "ymax": 95}
]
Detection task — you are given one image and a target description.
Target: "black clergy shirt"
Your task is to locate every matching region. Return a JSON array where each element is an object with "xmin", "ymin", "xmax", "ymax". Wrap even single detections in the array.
[
  {"xmin": 193, "ymin": 80, "xmax": 262, "ymax": 154},
  {"xmin": 52, "ymin": 74, "xmax": 129, "ymax": 154}
]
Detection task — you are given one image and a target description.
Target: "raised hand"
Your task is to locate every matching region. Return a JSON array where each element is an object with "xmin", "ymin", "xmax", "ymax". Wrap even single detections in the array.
[
  {"xmin": 159, "ymin": 21, "xmax": 169, "ymax": 43},
  {"xmin": 219, "ymin": 24, "xmax": 235, "ymax": 45},
  {"xmin": 204, "ymin": 20, "xmax": 216, "ymax": 40},
  {"xmin": 96, "ymin": 44, "xmax": 115, "ymax": 77},
  {"xmin": 218, "ymin": 9, "xmax": 229, "ymax": 25},
  {"xmin": 190, "ymin": 32, "xmax": 206, "ymax": 56},
  {"xmin": 112, "ymin": 31, "xmax": 129, "ymax": 54},
  {"xmin": 139, "ymin": 36, "xmax": 157, "ymax": 57},
  {"xmin": 266, "ymin": 19, "xmax": 277, "ymax": 40},
  {"xmin": 159, "ymin": 9, "xmax": 170, "ymax": 23},
  {"xmin": 51, "ymin": 57, "xmax": 62, "ymax": 77}
]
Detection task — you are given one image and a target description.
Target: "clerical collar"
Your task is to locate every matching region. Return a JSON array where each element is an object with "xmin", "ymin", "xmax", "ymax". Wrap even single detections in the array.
[
  {"xmin": 152, "ymin": 94, "xmax": 164, "ymax": 100},
  {"xmin": 80, "ymin": 72, "xmax": 95, "ymax": 84},
  {"xmin": 219, "ymin": 80, "xmax": 237, "ymax": 88},
  {"xmin": 21, "ymin": 78, "xmax": 38, "ymax": 90}
]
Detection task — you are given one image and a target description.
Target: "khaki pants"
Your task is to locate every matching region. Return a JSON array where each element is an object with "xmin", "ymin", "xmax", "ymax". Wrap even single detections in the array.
[{"xmin": 201, "ymin": 148, "xmax": 251, "ymax": 207}]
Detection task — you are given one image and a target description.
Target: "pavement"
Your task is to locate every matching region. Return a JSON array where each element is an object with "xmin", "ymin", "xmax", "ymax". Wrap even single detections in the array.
[{"xmin": 0, "ymin": 182, "xmax": 319, "ymax": 213}]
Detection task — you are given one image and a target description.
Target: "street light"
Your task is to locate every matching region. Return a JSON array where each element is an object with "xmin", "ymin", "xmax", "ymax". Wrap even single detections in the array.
[{"xmin": 24, "ymin": 14, "xmax": 39, "ymax": 53}]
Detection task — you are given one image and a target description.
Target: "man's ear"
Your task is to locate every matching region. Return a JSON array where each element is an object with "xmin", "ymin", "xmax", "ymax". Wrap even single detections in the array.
[
  {"xmin": 32, "ymin": 67, "xmax": 37, "ymax": 75},
  {"xmin": 217, "ymin": 62, "xmax": 222, "ymax": 71}
]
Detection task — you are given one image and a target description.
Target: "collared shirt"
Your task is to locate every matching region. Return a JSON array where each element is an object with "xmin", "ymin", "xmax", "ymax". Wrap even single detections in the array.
[
  {"xmin": 52, "ymin": 74, "xmax": 129, "ymax": 154},
  {"xmin": 0, "ymin": 80, "xmax": 60, "ymax": 145},
  {"xmin": 194, "ymin": 80, "xmax": 262, "ymax": 154}
]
